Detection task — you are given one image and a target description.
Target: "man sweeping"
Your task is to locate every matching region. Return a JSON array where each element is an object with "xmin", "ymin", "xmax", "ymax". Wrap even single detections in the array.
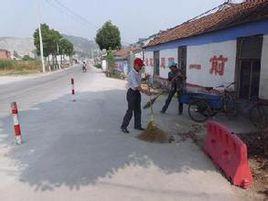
[
  {"xmin": 121, "ymin": 58, "xmax": 148, "ymax": 134},
  {"xmin": 161, "ymin": 62, "xmax": 185, "ymax": 114}
]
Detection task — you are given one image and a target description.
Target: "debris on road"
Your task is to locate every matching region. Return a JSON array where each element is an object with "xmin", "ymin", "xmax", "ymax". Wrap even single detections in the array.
[
  {"xmin": 138, "ymin": 84, "xmax": 169, "ymax": 143},
  {"xmin": 176, "ymin": 124, "xmax": 203, "ymax": 144},
  {"xmin": 138, "ymin": 121, "xmax": 168, "ymax": 143},
  {"xmin": 237, "ymin": 131, "xmax": 268, "ymax": 199}
]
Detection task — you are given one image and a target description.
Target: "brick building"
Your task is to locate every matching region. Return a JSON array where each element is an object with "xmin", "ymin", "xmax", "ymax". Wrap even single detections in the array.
[{"xmin": 0, "ymin": 49, "xmax": 11, "ymax": 60}]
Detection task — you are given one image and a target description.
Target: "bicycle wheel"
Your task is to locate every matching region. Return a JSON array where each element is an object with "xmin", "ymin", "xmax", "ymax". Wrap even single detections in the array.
[
  {"xmin": 188, "ymin": 99, "xmax": 211, "ymax": 123},
  {"xmin": 250, "ymin": 104, "xmax": 267, "ymax": 129},
  {"xmin": 223, "ymin": 95, "xmax": 238, "ymax": 117}
]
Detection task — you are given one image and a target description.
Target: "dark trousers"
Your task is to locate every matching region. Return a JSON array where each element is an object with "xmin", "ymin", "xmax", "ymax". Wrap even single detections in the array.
[
  {"xmin": 161, "ymin": 88, "xmax": 183, "ymax": 114},
  {"xmin": 121, "ymin": 89, "xmax": 141, "ymax": 129}
]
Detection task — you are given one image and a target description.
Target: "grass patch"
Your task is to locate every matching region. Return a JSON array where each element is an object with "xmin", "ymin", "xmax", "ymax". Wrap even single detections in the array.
[{"xmin": 0, "ymin": 60, "xmax": 41, "ymax": 75}]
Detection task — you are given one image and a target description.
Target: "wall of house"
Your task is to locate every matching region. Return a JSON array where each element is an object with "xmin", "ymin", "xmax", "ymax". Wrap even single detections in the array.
[
  {"xmin": 260, "ymin": 34, "xmax": 268, "ymax": 99},
  {"xmin": 144, "ymin": 40, "xmax": 237, "ymax": 87},
  {"xmin": 159, "ymin": 48, "xmax": 177, "ymax": 78},
  {"xmin": 144, "ymin": 51, "xmax": 154, "ymax": 75},
  {"xmin": 187, "ymin": 40, "xmax": 237, "ymax": 88},
  {"xmin": 115, "ymin": 60, "xmax": 128, "ymax": 74}
]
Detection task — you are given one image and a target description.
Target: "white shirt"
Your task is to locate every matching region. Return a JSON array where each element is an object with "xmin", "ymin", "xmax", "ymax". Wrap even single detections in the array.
[{"xmin": 127, "ymin": 68, "xmax": 141, "ymax": 90}]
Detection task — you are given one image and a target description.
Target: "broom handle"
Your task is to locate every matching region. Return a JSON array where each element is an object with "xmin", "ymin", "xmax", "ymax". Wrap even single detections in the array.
[{"xmin": 148, "ymin": 83, "xmax": 155, "ymax": 122}]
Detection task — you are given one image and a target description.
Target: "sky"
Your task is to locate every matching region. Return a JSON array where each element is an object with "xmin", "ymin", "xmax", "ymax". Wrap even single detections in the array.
[{"xmin": 0, "ymin": 0, "xmax": 225, "ymax": 43}]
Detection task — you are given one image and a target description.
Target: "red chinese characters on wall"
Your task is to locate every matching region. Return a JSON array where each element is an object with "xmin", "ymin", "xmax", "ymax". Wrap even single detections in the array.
[
  {"xmin": 209, "ymin": 55, "xmax": 228, "ymax": 76},
  {"xmin": 160, "ymin": 58, "xmax": 166, "ymax": 68},
  {"xmin": 189, "ymin": 64, "xmax": 201, "ymax": 70}
]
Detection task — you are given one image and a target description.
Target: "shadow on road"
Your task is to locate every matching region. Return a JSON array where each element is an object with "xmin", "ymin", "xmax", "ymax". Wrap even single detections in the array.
[{"xmin": 0, "ymin": 89, "xmax": 216, "ymax": 192}]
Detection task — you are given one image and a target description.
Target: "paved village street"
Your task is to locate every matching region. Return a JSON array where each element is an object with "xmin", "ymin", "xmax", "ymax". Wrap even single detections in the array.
[{"xmin": 0, "ymin": 66, "xmax": 253, "ymax": 201}]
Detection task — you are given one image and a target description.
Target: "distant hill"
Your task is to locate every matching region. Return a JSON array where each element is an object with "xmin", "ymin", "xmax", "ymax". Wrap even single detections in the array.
[
  {"xmin": 62, "ymin": 34, "xmax": 99, "ymax": 58},
  {"xmin": 0, "ymin": 35, "xmax": 99, "ymax": 59},
  {"xmin": 0, "ymin": 37, "xmax": 35, "ymax": 58}
]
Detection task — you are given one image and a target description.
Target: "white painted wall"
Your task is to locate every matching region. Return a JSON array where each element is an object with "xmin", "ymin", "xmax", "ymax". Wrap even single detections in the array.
[
  {"xmin": 187, "ymin": 40, "xmax": 237, "ymax": 87},
  {"xmin": 101, "ymin": 60, "xmax": 107, "ymax": 71},
  {"xmin": 159, "ymin": 48, "xmax": 177, "ymax": 78},
  {"xmin": 260, "ymin": 34, "xmax": 268, "ymax": 99},
  {"xmin": 134, "ymin": 51, "xmax": 143, "ymax": 59},
  {"xmin": 115, "ymin": 60, "xmax": 128, "ymax": 73},
  {"xmin": 144, "ymin": 51, "xmax": 154, "ymax": 75}
]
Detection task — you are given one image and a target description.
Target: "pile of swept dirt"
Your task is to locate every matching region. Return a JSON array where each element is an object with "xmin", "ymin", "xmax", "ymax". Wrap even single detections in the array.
[{"xmin": 137, "ymin": 121, "xmax": 169, "ymax": 143}]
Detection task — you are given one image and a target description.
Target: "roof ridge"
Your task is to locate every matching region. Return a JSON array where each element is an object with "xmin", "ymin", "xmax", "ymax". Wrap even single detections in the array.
[{"xmin": 146, "ymin": 0, "xmax": 268, "ymax": 48}]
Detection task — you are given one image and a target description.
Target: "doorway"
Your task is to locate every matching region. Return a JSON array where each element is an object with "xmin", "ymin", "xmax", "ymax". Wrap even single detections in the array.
[
  {"xmin": 178, "ymin": 46, "xmax": 187, "ymax": 74},
  {"xmin": 153, "ymin": 51, "xmax": 160, "ymax": 76},
  {"xmin": 237, "ymin": 35, "xmax": 262, "ymax": 99}
]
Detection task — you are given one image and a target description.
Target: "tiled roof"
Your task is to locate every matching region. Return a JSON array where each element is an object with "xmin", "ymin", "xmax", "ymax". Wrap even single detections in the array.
[
  {"xmin": 147, "ymin": 0, "xmax": 268, "ymax": 47},
  {"xmin": 114, "ymin": 47, "xmax": 142, "ymax": 59}
]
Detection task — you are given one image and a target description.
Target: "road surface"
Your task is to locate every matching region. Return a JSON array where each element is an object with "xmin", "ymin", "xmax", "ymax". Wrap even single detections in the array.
[{"xmin": 0, "ymin": 65, "xmax": 249, "ymax": 201}]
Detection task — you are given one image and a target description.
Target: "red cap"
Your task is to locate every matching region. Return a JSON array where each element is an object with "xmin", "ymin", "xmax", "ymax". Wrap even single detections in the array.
[{"xmin": 134, "ymin": 58, "xmax": 144, "ymax": 67}]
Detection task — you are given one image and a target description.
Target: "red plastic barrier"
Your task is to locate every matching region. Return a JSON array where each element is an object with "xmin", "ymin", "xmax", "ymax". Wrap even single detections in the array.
[{"xmin": 204, "ymin": 121, "xmax": 253, "ymax": 189}]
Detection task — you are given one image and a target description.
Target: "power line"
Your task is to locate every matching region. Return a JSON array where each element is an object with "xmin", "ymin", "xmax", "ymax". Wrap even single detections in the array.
[
  {"xmin": 44, "ymin": 0, "xmax": 97, "ymax": 37},
  {"xmin": 45, "ymin": 0, "xmax": 78, "ymax": 28},
  {"xmin": 187, "ymin": 1, "xmax": 229, "ymax": 23},
  {"xmin": 52, "ymin": 0, "xmax": 98, "ymax": 29}
]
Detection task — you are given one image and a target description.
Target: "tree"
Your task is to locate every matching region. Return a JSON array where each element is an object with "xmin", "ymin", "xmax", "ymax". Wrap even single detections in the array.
[
  {"xmin": 107, "ymin": 49, "xmax": 115, "ymax": 68},
  {"xmin": 60, "ymin": 39, "xmax": 74, "ymax": 56},
  {"xmin": 33, "ymin": 24, "xmax": 73, "ymax": 57},
  {"xmin": 96, "ymin": 21, "xmax": 121, "ymax": 50},
  {"xmin": 33, "ymin": 24, "xmax": 74, "ymax": 68},
  {"xmin": 33, "ymin": 24, "xmax": 51, "ymax": 57},
  {"xmin": 22, "ymin": 55, "xmax": 34, "ymax": 61}
]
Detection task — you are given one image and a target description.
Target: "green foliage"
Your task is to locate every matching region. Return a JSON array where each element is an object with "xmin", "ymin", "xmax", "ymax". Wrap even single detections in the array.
[
  {"xmin": 33, "ymin": 24, "xmax": 74, "ymax": 57},
  {"xmin": 22, "ymin": 55, "xmax": 34, "ymax": 61},
  {"xmin": 0, "ymin": 60, "xmax": 14, "ymax": 69},
  {"xmin": 0, "ymin": 60, "xmax": 41, "ymax": 75},
  {"xmin": 96, "ymin": 21, "xmax": 121, "ymax": 50},
  {"xmin": 59, "ymin": 38, "xmax": 74, "ymax": 56},
  {"xmin": 94, "ymin": 63, "xmax": 102, "ymax": 69},
  {"xmin": 106, "ymin": 49, "xmax": 115, "ymax": 71}
]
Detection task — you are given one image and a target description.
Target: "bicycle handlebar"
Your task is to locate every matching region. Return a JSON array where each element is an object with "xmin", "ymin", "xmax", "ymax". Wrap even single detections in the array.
[{"xmin": 215, "ymin": 82, "xmax": 235, "ymax": 89}]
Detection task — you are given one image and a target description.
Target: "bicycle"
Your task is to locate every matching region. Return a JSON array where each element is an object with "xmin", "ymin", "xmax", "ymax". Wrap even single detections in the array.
[{"xmin": 248, "ymin": 98, "xmax": 268, "ymax": 129}]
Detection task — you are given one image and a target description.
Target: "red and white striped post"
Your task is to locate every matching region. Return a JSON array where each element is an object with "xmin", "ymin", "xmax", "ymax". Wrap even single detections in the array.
[
  {"xmin": 11, "ymin": 102, "xmax": 23, "ymax": 145},
  {"xmin": 71, "ymin": 78, "xmax": 76, "ymax": 102}
]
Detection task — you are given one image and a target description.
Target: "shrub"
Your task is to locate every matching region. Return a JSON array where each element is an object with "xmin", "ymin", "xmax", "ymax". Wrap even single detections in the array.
[
  {"xmin": 22, "ymin": 55, "xmax": 34, "ymax": 61},
  {"xmin": 0, "ymin": 60, "xmax": 42, "ymax": 75},
  {"xmin": 0, "ymin": 60, "xmax": 14, "ymax": 70},
  {"xmin": 94, "ymin": 63, "xmax": 101, "ymax": 69}
]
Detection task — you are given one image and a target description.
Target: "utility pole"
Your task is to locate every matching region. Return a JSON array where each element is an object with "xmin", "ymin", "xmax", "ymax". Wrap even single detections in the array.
[{"xmin": 38, "ymin": 0, "xmax": 45, "ymax": 73}]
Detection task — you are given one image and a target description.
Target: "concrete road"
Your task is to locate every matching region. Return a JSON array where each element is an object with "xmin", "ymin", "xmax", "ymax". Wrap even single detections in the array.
[{"xmin": 0, "ymin": 66, "xmax": 249, "ymax": 201}]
